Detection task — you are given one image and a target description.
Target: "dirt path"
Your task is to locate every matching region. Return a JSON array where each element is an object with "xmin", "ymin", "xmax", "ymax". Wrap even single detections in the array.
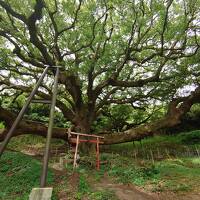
[
  {"xmin": 94, "ymin": 176, "xmax": 200, "ymax": 200},
  {"xmin": 157, "ymin": 192, "xmax": 200, "ymax": 200},
  {"xmin": 94, "ymin": 176, "xmax": 156, "ymax": 200}
]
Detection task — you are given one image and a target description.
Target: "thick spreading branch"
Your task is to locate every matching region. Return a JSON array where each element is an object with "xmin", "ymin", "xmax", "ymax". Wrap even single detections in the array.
[
  {"xmin": 1, "ymin": 87, "xmax": 200, "ymax": 144},
  {"xmin": 102, "ymin": 86, "xmax": 200, "ymax": 144},
  {"xmin": 0, "ymin": 107, "xmax": 67, "ymax": 142},
  {"xmin": 26, "ymin": 0, "xmax": 54, "ymax": 65}
]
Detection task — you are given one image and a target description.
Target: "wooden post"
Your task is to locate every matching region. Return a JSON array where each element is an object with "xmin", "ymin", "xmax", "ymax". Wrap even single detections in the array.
[
  {"xmin": 96, "ymin": 137, "xmax": 100, "ymax": 170},
  {"xmin": 73, "ymin": 134, "xmax": 79, "ymax": 169}
]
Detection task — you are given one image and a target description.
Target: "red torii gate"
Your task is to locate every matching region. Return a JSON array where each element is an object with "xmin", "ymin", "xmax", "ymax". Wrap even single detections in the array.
[{"xmin": 68, "ymin": 131, "xmax": 104, "ymax": 170}]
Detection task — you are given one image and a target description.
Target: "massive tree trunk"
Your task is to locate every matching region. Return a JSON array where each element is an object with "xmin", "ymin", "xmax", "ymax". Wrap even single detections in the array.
[
  {"xmin": 0, "ymin": 87, "xmax": 200, "ymax": 145},
  {"xmin": 71, "ymin": 108, "xmax": 97, "ymax": 154}
]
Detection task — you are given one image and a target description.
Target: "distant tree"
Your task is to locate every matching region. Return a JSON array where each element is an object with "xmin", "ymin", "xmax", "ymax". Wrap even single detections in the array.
[{"xmin": 0, "ymin": 0, "xmax": 200, "ymax": 144}]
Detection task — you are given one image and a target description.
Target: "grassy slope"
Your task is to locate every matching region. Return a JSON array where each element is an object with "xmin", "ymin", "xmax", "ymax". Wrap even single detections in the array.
[
  {"xmin": 100, "ymin": 153, "xmax": 200, "ymax": 192},
  {"xmin": 0, "ymin": 130, "xmax": 200, "ymax": 199},
  {"xmin": 0, "ymin": 151, "xmax": 54, "ymax": 200},
  {"xmin": 101, "ymin": 130, "xmax": 200, "ymax": 192},
  {"xmin": 107, "ymin": 130, "xmax": 200, "ymax": 158}
]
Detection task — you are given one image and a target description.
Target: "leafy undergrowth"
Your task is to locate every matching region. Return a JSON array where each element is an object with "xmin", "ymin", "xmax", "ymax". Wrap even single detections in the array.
[
  {"xmin": 0, "ymin": 151, "xmax": 117, "ymax": 200},
  {"xmin": 99, "ymin": 130, "xmax": 200, "ymax": 192},
  {"xmin": 7, "ymin": 134, "xmax": 66, "ymax": 152},
  {"xmin": 153, "ymin": 158, "xmax": 200, "ymax": 192},
  {"xmin": 57, "ymin": 154, "xmax": 200, "ymax": 199},
  {"xmin": 0, "ymin": 151, "xmax": 55, "ymax": 200},
  {"xmin": 76, "ymin": 173, "xmax": 117, "ymax": 200},
  {"xmin": 100, "ymin": 153, "xmax": 200, "ymax": 192},
  {"xmin": 56, "ymin": 164, "xmax": 118, "ymax": 200}
]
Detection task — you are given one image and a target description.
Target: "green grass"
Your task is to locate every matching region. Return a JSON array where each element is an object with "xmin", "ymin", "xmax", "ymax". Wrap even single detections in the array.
[
  {"xmin": 103, "ymin": 154, "xmax": 160, "ymax": 186},
  {"xmin": 89, "ymin": 189, "xmax": 117, "ymax": 200},
  {"xmin": 76, "ymin": 174, "xmax": 91, "ymax": 199},
  {"xmin": 73, "ymin": 131, "xmax": 200, "ymax": 193},
  {"xmin": 0, "ymin": 151, "xmax": 54, "ymax": 200},
  {"xmin": 7, "ymin": 134, "xmax": 65, "ymax": 152},
  {"xmin": 105, "ymin": 130, "xmax": 200, "ymax": 159},
  {"xmin": 153, "ymin": 158, "xmax": 200, "ymax": 191},
  {"xmin": 73, "ymin": 165, "xmax": 118, "ymax": 200},
  {"xmin": 98, "ymin": 153, "xmax": 200, "ymax": 192},
  {"xmin": 100, "ymin": 131, "xmax": 200, "ymax": 192}
]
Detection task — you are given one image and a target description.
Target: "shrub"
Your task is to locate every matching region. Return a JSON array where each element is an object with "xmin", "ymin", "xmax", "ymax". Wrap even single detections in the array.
[
  {"xmin": 0, "ymin": 121, "xmax": 5, "ymax": 129},
  {"xmin": 181, "ymin": 130, "xmax": 200, "ymax": 145}
]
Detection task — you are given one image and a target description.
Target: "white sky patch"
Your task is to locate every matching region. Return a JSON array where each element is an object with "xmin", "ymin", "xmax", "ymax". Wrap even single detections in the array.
[{"xmin": 176, "ymin": 84, "xmax": 197, "ymax": 97}]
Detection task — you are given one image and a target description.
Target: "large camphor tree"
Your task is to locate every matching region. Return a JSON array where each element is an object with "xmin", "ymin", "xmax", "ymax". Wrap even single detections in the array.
[{"xmin": 0, "ymin": 0, "xmax": 200, "ymax": 145}]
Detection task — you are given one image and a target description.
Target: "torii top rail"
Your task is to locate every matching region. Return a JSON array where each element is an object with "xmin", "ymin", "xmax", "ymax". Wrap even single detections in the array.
[{"xmin": 68, "ymin": 131, "xmax": 104, "ymax": 170}]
